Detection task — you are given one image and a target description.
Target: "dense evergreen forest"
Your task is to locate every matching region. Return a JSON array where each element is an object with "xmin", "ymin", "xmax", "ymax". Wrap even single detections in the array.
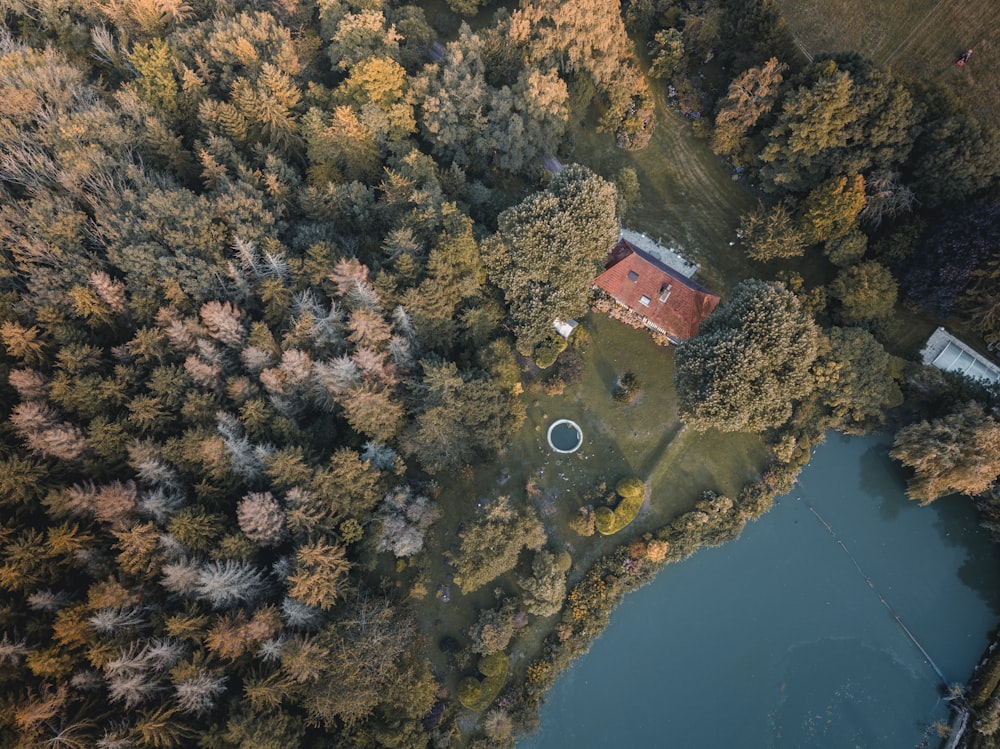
[{"xmin": 0, "ymin": 0, "xmax": 999, "ymax": 745}]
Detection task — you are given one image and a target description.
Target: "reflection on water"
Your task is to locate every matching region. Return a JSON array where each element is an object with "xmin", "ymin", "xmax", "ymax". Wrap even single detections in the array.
[{"xmin": 519, "ymin": 433, "xmax": 1000, "ymax": 748}]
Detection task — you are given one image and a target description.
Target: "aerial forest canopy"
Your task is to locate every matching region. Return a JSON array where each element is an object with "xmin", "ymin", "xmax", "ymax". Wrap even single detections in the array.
[
  {"xmin": 0, "ymin": 0, "xmax": 656, "ymax": 740},
  {"xmin": 1, "ymin": 0, "xmax": 1000, "ymax": 745}
]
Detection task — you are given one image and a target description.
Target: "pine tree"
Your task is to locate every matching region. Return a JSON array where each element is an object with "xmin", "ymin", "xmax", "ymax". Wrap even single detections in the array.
[
  {"xmin": 172, "ymin": 669, "xmax": 227, "ymax": 714},
  {"xmin": 199, "ymin": 300, "xmax": 245, "ymax": 347},
  {"xmin": 286, "ymin": 541, "xmax": 351, "ymax": 610},
  {"xmin": 194, "ymin": 560, "xmax": 268, "ymax": 609},
  {"xmin": 0, "ymin": 320, "xmax": 48, "ymax": 365},
  {"xmin": 237, "ymin": 492, "xmax": 286, "ymax": 547}
]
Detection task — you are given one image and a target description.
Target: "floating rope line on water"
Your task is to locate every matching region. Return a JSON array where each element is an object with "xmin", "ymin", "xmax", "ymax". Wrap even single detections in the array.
[{"xmin": 799, "ymin": 491, "xmax": 950, "ymax": 689}]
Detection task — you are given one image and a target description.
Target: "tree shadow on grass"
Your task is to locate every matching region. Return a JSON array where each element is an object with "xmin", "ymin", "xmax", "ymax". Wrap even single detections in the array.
[{"xmin": 638, "ymin": 421, "xmax": 685, "ymax": 479}]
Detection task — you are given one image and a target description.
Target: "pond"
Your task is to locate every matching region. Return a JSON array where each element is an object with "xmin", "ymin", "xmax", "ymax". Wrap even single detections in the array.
[{"xmin": 518, "ymin": 432, "xmax": 1000, "ymax": 748}]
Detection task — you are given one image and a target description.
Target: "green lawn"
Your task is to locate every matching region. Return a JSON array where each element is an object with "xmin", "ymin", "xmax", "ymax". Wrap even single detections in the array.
[
  {"xmin": 570, "ymin": 105, "xmax": 760, "ymax": 296},
  {"xmin": 413, "ymin": 312, "xmax": 768, "ymax": 691}
]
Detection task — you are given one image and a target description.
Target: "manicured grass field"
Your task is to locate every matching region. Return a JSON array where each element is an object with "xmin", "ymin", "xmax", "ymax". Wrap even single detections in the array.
[{"xmin": 776, "ymin": 0, "xmax": 1000, "ymax": 125}]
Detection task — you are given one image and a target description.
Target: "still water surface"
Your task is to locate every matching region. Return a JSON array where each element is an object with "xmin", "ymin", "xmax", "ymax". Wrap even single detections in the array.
[{"xmin": 519, "ymin": 433, "xmax": 1000, "ymax": 748}]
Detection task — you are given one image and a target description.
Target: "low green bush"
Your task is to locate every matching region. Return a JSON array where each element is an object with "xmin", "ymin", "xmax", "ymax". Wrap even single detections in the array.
[
  {"xmin": 457, "ymin": 653, "xmax": 509, "ymax": 711},
  {"xmin": 533, "ymin": 335, "xmax": 568, "ymax": 370},
  {"xmin": 613, "ymin": 371, "xmax": 642, "ymax": 403},
  {"xmin": 615, "ymin": 476, "xmax": 645, "ymax": 498},
  {"xmin": 595, "ymin": 477, "xmax": 646, "ymax": 535}
]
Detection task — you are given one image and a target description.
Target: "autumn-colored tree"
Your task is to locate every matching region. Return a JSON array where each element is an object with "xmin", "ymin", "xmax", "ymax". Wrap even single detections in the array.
[
  {"xmin": 891, "ymin": 403, "xmax": 1000, "ymax": 504},
  {"xmin": 286, "ymin": 540, "xmax": 351, "ymax": 610},
  {"xmin": 799, "ymin": 174, "xmax": 866, "ymax": 246},
  {"xmin": 713, "ymin": 57, "xmax": 787, "ymax": 163}
]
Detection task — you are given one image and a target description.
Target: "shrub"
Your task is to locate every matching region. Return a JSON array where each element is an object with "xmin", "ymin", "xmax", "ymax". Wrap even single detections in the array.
[
  {"xmin": 457, "ymin": 677, "xmax": 482, "ymax": 705},
  {"xmin": 595, "ymin": 477, "xmax": 646, "ymax": 535},
  {"xmin": 613, "ymin": 371, "xmax": 641, "ymax": 403},
  {"xmin": 533, "ymin": 335, "xmax": 567, "ymax": 370},
  {"xmin": 568, "ymin": 506, "xmax": 595, "ymax": 536},
  {"xmin": 593, "ymin": 506, "xmax": 615, "ymax": 533},
  {"xmin": 479, "ymin": 652, "xmax": 506, "ymax": 677},
  {"xmin": 468, "ymin": 603, "xmax": 516, "ymax": 655},
  {"xmin": 457, "ymin": 653, "xmax": 509, "ymax": 711},
  {"xmin": 615, "ymin": 477, "xmax": 644, "ymax": 498},
  {"xmin": 517, "ymin": 550, "xmax": 568, "ymax": 617}
]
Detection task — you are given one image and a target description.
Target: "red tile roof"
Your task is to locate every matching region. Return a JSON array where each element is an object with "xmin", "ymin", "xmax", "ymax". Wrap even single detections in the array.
[{"xmin": 592, "ymin": 239, "xmax": 719, "ymax": 341}]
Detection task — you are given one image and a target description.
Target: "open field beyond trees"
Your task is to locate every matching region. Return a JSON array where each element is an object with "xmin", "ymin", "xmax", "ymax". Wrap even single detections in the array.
[{"xmin": 776, "ymin": 0, "xmax": 1000, "ymax": 124}]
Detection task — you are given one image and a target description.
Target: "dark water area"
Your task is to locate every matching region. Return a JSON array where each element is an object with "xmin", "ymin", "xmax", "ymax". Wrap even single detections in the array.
[
  {"xmin": 548, "ymin": 421, "xmax": 582, "ymax": 452},
  {"xmin": 519, "ymin": 433, "xmax": 1000, "ymax": 748}
]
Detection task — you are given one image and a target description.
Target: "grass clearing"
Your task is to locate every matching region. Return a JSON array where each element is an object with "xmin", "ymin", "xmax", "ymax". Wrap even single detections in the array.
[
  {"xmin": 776, "ymin": 0, "xmax": 1000, "ymax": 124},
  {"xmin": 412, "ymin": 312, "xmax": 768, "ymax": 701},
  {"xmin": 571, "ymin": 104, "xmax": 760, "ymax": 295},
  {"xmin": 413, "ymin": 93, "xmax": 771, "ymax": 727}
]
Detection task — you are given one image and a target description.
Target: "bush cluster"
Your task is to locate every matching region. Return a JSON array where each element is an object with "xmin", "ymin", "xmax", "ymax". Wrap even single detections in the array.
[
  {"xmin": 457, "ymin": 652, "xmax": 509, "ymax": 711},
  {"xmin": 594, "ymin": 477, "xmax": 647, "ymax": 534}
]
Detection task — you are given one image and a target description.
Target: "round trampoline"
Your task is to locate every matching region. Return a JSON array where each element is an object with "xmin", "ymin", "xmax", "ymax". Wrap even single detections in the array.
[{"xmin": 547, "ymin": 419, "xmax": 583, "ymax": 454}]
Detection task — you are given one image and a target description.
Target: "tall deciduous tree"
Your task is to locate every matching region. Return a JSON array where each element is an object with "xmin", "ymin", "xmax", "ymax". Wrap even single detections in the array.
[
  {"xmin": 674, "ymin": 279, "xmax": 819, "ymax": 432},
  {"xmin": 413, "ymin": 25, "xmax": 569, "ymax": 174},
  {"xmin": 281, "ymin": 593, "xmax": 435, "ymax": 729},
  {"xmin": 481, "ymin": 164, "xmax": 618, "ymax": 354},
  {"xmin": 812, "ymin": 327, "xmax": 902, "ymax": 432},
  {"xmin": 758, "ymin": 60, "xmax": 857, "ymax": 192},
  {"xmin": 829, "ymin": 261, "xmax": 897, "ymax": 324},
  {"xmin": 891, "ymin": 403, "xmax": 1000, "ymax": 504},
  {"xmin": 799, "ymin": 174, "xmax": 866, "ymax": 246},
  {"xmin": 510, "ymin": 0, "xmax": 654, "ymax": 148},
  {"xmin": 448, "ymin": 496, "xmax": 546, "ymax": 594}
]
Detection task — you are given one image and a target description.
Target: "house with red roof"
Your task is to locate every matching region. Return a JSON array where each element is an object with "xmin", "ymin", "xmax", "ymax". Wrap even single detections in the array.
[{"xmin": 592, "ymin": 236, "xmax": 720, "ymax": 343}]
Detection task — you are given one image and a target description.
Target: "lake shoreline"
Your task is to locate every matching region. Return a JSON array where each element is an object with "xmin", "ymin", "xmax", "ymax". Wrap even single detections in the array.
[{"xmin": 516, "ymin": 432, "xmax": 1000, "ymax": 748}]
